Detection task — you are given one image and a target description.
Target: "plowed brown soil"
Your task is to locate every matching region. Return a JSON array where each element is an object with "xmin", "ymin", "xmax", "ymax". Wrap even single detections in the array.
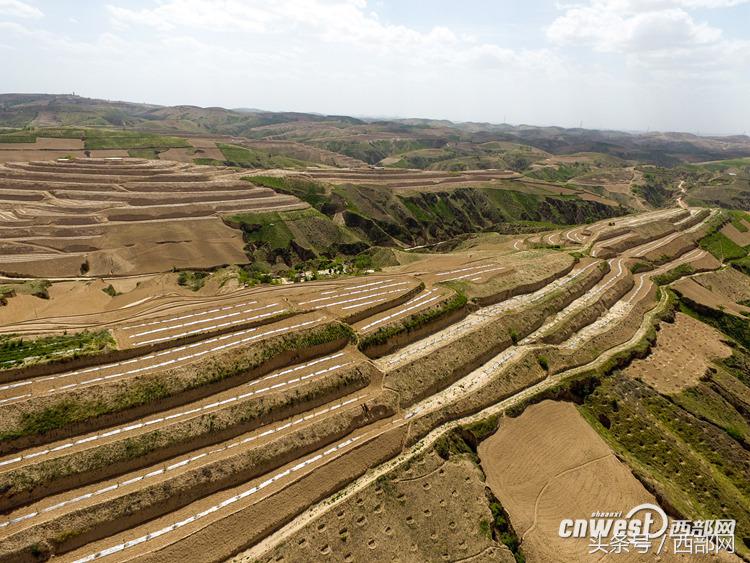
[{"xmin": 479, "ymin": 401, "xmax": 736, "ymax": 562}]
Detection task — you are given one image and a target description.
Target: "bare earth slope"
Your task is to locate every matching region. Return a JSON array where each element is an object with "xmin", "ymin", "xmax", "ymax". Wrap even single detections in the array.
[{"xmin": 0, "ymin": 158, "xmax": 306, "ymax": 276}]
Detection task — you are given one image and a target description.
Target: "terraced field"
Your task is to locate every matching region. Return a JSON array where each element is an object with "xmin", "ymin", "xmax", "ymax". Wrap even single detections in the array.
[
  {"xmin": 304, "ymin": 167, "xmax": 520, "ymax": 190},
  {"xmin": 0, "ymin": 191, "xmax": 732, "ymax": 562},
  {"xmin": 0, "ymin": 158, "xmax": 306, "ymax": 277}
]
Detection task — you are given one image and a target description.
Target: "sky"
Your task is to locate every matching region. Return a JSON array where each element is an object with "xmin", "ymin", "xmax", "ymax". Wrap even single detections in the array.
[{"xmin": 0, "ymin": 0, "xmax": 749, "ymax": 135}]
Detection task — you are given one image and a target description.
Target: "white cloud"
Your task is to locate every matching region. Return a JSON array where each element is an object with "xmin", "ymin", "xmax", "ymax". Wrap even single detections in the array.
[
  {"xmin": 572, "ymin": 0, "xmax": 750, "ymax": 11},
  {"xmin": 622, "ymin": 0, "xmax": 749, "ymax": 8},
  {"xmin": 548, "ymin": 2, "xmax": 722, "ymax": 52},
  {"xmin": 0, "ymin": 20, "xmax": 26, "ymax": 32},
  {"xmin": 104, "ymin": 0, "xmax": 561, "ymax": 71},
  {"xmin": 2, "ymin": 0, "xmax": 747, "ymax": 134},
  {"xmin": 0, "ymin": 0, "xmax": 42, "ymax": 19},
  {"xmin": 548, "ymin": 0, "xmax": 750, "ymax": 76}
]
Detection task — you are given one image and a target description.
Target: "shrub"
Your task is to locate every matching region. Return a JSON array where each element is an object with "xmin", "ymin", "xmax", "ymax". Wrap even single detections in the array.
[
  {"xmin": 102, "ymin": 284, "xmax": 118, "ymax": 297},
  {"xmin": 537, "ymin": 355, "xmax": 549, "ymax": 371},
  {"xmin": 630, "ymin": 262, "xmax": 651, "ymax": 274},
  {"xmin": 177, "ymin": 271, "xmax": 209, "ymax": 291},
  {"xmin": 479, "ymin": 518, "xmax": 492, "ymax": 539},
  {"xmin": 509, "ymin": 329, "xmax": 519, "ymax": 345}
]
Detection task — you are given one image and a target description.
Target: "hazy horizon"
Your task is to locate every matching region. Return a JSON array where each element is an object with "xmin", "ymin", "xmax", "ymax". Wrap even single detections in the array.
[
  {"xmin": 1, "ymin": 0, "xmax": 749, "ymax": 135},
  {"xmin": 7, "ymin": 91, "xmax": 747, "ymax": 138}
]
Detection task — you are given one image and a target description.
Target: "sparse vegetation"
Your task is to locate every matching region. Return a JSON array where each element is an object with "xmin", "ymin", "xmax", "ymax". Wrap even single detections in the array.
[
  {"xmin": 228, "ymin": 207, "xmax": 365, "ymax": 268},
  {"xmin": 583, "ymin": 374, "xmax": 750, "ymax": 553},
  {"xmin": 0, "ymin": 279, "xmax": 52, "ymax": 300},
  {"xmin": 488, "ymin": 495, "xmax": 526, "ymax": 563},
  {"xmin": 435, "ymin": 415, "xmax": 499, "ymax": 463},
  {"xmin": 358, "ymin": 287, "xmax": 465, "ymax": 351},
  {"xmin": 177, "ymin": 270, "xmax": 209, "ymax": 291},
  {"xmin": 525, "ymin": 162, "xmax": 590, "ymax": 183},
  {"xmin": 678, "ymin": 294, "xmax": 750, "ymax": 349},
  {"xmin": 247, "ymin": 175, "xmax": 328, "ymax": 209},
  {"xmin": 0, "ymin": 321, "xmax": 354, "ymax": 442},
  {"xmin": 632, "ymin": 169, "xmax": 676, "ymax": 207}
]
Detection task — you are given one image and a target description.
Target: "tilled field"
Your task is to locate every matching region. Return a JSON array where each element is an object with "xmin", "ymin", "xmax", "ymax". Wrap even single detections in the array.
[
  {"xmin": 0, "ymin": 158, "xmax": 307, "ymax": 276},
  {"xmin": 0, "ymin": 204, "xmax": 723, "ymax": 562},
  {"xmin": 478, "ymin": 401, "xmax": 738, "ymax": 563}
]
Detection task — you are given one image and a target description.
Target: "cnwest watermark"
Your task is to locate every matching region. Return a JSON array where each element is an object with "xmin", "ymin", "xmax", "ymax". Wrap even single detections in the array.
[{"xmin": 559, "ymin": 503, "xmax": 736, "ymax": 555}]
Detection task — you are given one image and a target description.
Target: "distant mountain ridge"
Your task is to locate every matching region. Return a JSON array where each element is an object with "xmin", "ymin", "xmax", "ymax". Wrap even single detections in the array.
[{"xmin": 1, "ymin": 93, "xmax": 749, "ymax": 165}]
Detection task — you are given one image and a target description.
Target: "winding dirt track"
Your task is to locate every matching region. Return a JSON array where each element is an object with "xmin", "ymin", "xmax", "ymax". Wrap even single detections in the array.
[{"xmin": 0, "ymin": 203, "xmax": 720, "ymax": 563}]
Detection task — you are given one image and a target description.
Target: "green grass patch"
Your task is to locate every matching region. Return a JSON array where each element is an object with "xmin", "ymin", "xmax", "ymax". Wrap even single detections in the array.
[
  {"xmin": 83, "ymin": 129, "xmax": 189, "ymax": 150},
  {"xmin": 102, "ymin": 284, "xmax": 119, "ymax": 297},
  {"xmin": 653, "ymin": 263, "xmax": 695, "ymax": 285},
  {"xmin": 247, "ymin": 175, "xmax": 328, "ymax": 209},
  {"xmin": 697, "ymin": 158, "xmax": 750, "ymax": 172},
  {"xmin": 699, "ymin": 231, "xmax": 747, "ymax": 261},
  {"xmin": 127, "ymin": 148, "xmax": 161, "ymax": 159},
  {"xmin": 229, "ymin": 211, "xmax": 297, "ymax": 250},
  {"xmin": 0, "ymin": 132, "xmax": 36, "ymax": 143},
  {"xmin": 537, "ymin": 355, "xmax": 549, "ymax": 371},
  {"xmin": 673, "ymin": 382, "xmax": 750, "ymax": 442},
  {"xmin": 728, "ymin": 210, "xmax": 750, "ymax": 233},
  {"xmin": 218, "ymin": 144, "xmax": 306, "ymax": 169},
  {"xmin": 193, "ymin": 157, "xmax": 226, "ymax": 166},
  {"xmin": 731, "ymin": 257, "xmax": 750, "ymax": 277},
  {"xmin": 36, "ymin": 127, "xmax": 85, "ymax": 139},
  {"xmin": 0, "ymin": 330, "xmax": 115, "ymax": 370}
]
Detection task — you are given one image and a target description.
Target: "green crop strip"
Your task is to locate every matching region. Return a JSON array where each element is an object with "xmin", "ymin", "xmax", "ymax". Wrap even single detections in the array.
[
  {"xmin": 0, "ymin": 323, "xmax": 353, "ymax": 442},
  {"xmin": 699, "ymin": 231, "xmax": 747, "ymax": 261},
  {"xmin": 0, "ymin": 330, "xmax": 115, "ymax": 371},
  {"xmin": 358, "ymin": 287, "xmax": 465, "ymax": 351}
]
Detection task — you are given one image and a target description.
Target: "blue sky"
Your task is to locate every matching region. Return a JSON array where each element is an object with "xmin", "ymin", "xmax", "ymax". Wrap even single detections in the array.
[{"xmin": 1, "ymin": 0, "xmax": 749, "ymax": 134}]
